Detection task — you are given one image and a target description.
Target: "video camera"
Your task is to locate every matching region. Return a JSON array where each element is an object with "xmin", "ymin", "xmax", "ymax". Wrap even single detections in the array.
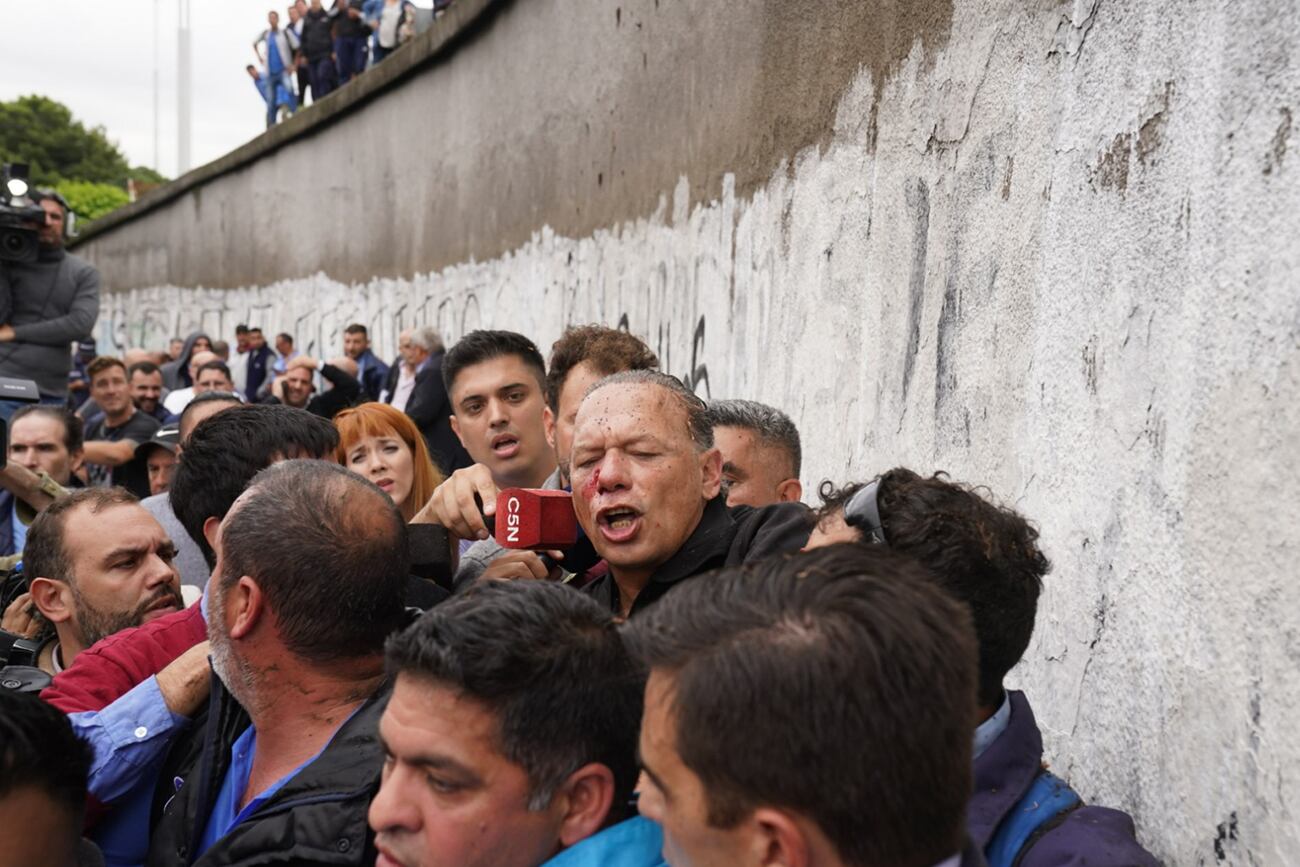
[{"xmin": 0, "ymin": 164, "xmax": 48, "ymax": 264}]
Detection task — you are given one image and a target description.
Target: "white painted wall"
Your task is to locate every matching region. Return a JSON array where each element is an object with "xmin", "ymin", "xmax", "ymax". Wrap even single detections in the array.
[{"xmin": 97, "ymin": 0, "xmax": 1299, "ymax": 862}]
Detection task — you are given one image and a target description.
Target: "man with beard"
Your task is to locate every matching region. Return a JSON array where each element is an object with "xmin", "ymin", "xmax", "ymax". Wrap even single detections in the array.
[
  {"xmin": 23, "ymin": 487, "xmax": 184, "ymax": 676},
  {"xmin": 128, "ymin": 361, "xmax": 170, "ymax": 423},
  {"xmin": 146, "ymin": 459, "xmax": 408, "ymax": 866}
]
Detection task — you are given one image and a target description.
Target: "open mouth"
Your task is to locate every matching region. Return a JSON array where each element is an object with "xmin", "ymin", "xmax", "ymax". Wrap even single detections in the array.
[
  {"xmin": 490, "ymin": 433, "xmax": 521, "ymax": 459},
  {"xmin": 375, "ymin": 478, "xmax": 395, "ymax": 492},
  {"xmin": 596, "ymin": 506, "xmax": 642, "ymax": 543}
]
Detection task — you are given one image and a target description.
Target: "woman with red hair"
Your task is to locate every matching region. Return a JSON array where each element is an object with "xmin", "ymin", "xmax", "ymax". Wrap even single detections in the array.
[{"xmin": 334, "ymin": 402, "xmax": 444, "ymax": 522}]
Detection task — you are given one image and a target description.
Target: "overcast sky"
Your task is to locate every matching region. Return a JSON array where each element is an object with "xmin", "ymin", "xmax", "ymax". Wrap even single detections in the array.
[{"xmin": 2, "ymin": 1, "xmax": 429, "ymax": 180}]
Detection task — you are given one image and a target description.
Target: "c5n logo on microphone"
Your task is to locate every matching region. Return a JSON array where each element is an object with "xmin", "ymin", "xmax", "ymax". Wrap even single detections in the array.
[
  {"xmin": 494, "ymin": 488, "xmax": 578, "ymax": 550},
  {"xmin": 505, "ymin": 496, "xmax": 521, "ymax": 543}
]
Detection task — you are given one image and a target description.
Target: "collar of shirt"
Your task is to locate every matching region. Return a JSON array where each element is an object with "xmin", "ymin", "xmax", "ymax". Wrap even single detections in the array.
[
  {"xmin": 197, "ymin": 705, "xmax": 360, "ymax": 858},
  {"xmin": 592, "ymin": 495, "xmax": 733, "ymax": 616},
  {"xmin": 972, "ymin": 690, "xmax": 1011, "ymax": 760}
]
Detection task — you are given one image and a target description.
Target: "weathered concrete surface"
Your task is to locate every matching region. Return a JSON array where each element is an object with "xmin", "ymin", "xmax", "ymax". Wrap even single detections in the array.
[{"xmin": 78, "ymin": 0, "xmax": 1300, "ymax": 863}]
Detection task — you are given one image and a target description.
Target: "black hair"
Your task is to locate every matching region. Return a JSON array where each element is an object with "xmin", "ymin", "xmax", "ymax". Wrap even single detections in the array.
[
  {"xmin": 171, "ymin": 403, "xmax": 339, "ymax": 566},
  {"xmin": 9, "ymin": 404, "xmax": 83, "ymax": 453},
  {"xmin": 387, "ymin": 580, "xmax": 643, "ymax": 817},
  {"xmin": 817, "ymin": 469, "xmax": 1050, "ymax": 708},
  {"xmin": 195, "ymin": 360, "xmax": 233, "ymax": 382},
  {"xmin": 344, "ymin": 323, "xmax": 368, "ymax": 337},
  {"xmin": 127, "ymin": 361, "xmax": 162, "ymax": 378},
  {"xmin": 624, "ymin": 544, "xmax": 978, "ymax": 867},
  {"xmin": 0, "ymin": 691, "xmax": 92, "ymax": 822},
  {"xmin": 216, "ymin": 460, "xmax": 407, "ymax": 664},
  {"xmin": 442, "ymin": 330, "xmax": 546, "ymax": 396}
]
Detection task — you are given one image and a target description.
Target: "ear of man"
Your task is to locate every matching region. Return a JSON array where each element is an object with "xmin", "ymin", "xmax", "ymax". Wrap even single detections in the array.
[
  {"xmin": 26, "ymin": 576, "xmax": 73, "ymax": 625},
  {"xmin": 776, "ymin": 478, "xmax": 803, "ymax": 504},
  {"xmin": 699, "ymin": 447, "xmax": 723, "ymax": 501},
  {"xmin": 542, "ymin": 405, "xmax": 556, "ymax": 450},
  {"xmin": 225, "ymin": 577, "xmax": 265, "ymax": 641},
  {"xmin": 555, "ymin": 762, "xmax": 616, "ymax": 849},
  {"xmin": 449, "ymin": 414, "xmax": 465, "ymax": 449},
  {"xmin": 751, "ymin": 807, "xmax": 813, "ymax": 867}
]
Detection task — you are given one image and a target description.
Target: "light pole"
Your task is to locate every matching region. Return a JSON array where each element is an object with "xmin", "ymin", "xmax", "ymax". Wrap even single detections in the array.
[{"xmin": 177, "ymin": 0, "xmax": 192, "ymax": 175}]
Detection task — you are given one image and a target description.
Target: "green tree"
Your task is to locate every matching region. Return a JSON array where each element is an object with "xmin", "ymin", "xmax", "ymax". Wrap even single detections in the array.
[
  {"xmin": 54, "ymin": 181, "xmax": 131, "ymax": 222},
  {"xmin": 0, "ymin": 95, "xmax": 140, "ymax": 187}
]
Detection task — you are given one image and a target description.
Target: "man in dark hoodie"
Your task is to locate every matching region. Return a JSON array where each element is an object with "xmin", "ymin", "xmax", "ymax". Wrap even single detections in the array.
[
  {"xmin": 806, "ymin": 470, "xmax": 1159, "ymax": 867},
  {"xmin": 160, "ymin": 332, "xmax": 213, "ymax": 391},
  {"xmin": 0, "ymin": 191, "xmax": 100, "ymax": 420}
]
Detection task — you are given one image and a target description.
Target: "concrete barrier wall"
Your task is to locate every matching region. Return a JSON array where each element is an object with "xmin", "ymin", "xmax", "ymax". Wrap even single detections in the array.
[{"xmin": 75, "ymin": 1, "xmax": 1300, "ymax": 862}]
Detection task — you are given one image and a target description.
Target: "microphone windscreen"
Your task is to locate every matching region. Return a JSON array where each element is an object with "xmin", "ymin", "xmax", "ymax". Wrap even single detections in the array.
[{"xmin": 495, "ymin": 488, "xmax": 579, "ymax": 549}]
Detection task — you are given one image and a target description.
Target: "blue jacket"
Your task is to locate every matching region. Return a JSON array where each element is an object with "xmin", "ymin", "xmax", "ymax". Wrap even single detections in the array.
[
  {"xmin": 353, "ymin": 347, "xmax": 390, "ymax": 402},
  {"xmin": 541, "ymin": 817, "xmax": 667, "ymax": 867},
  {"xmin": 969, "ymin": 691, "xmax": 1159, "ymax": 867}
]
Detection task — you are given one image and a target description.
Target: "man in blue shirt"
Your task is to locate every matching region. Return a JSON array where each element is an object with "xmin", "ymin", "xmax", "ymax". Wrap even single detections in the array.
[
  {"xmin": 252, "ymin": 10, "xmax": 298, "ymax": 127},
  {"xmin": 146, "ymin": 459, "xmax": 409, "ymax": 865},
  {"xmin": 368, "ymin": 580, "xmax": 664, "ymax": 867},
  {"xmin": 342, "ymin": 322, "xmax": 389, "ymax": 402}
]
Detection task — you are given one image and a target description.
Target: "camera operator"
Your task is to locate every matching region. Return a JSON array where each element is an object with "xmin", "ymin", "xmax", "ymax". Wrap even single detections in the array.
[{"xmin": 0, "ymin": 191, "xmax": 101, "ymax": 421}]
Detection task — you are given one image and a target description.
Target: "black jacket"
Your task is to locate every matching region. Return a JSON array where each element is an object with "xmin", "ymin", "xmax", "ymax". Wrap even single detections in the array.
[
  {"xmin": 147, "ymin": 675, "xmax": 389, "ymax": 867},
  {"xmin": 262, "ymin": 363, "xmax": 362, "ymax": 420},
  {"xmin": 583, "ymin": 496, "xmax": 812, "ymax": 617},
  {"xmin": 300, "ymin": 9, "xmax": 335, "ymax": 60},
  {"xmin": 382, "ymin": 352, "xmax": 470, "ymax": 475}
]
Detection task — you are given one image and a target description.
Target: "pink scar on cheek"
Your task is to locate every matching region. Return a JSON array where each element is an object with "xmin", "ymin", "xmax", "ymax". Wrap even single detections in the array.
[{"xmin": 581, "ymin": 467, "xmax": 601, "ymax": 498}]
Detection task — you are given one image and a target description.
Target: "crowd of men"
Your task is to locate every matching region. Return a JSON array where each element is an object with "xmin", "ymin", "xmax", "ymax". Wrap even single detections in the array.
[
  {"xmin": 247, "ymin": 0, "xmax": 454, "ymax": 127},
  {"xmin": 1, "ymin": 191, "xmax": 1160, "ymax": 866},
  {"xmin": 0, "ymin": 292, "xmax": 1167, "ymax": 866}
]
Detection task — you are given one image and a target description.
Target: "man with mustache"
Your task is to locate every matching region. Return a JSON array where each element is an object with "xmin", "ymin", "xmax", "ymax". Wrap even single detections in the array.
[{"xmin": 23, "ymin": 487, "xmax": 183, "ymax": 676}]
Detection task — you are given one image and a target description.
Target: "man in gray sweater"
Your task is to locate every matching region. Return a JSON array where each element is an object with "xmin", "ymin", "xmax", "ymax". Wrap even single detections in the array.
[{"xmin": 0, "ymin": 191, "xmax": 100, "ymax": 418}]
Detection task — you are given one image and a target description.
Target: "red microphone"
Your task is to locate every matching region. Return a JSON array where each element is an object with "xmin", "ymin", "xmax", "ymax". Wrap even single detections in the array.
[{"xmin": 494, "ymin": 488, "xmax": 579, "ymax": 550}]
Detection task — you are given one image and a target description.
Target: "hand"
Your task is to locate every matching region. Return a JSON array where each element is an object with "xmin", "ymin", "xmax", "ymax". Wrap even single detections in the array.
[
  {"xmin": 480, "ymin": 550, "xmax": 564, "ymax": 582},
  {"xmin": 413, "ymin": 463, "xmax": 499, "ymax": 541},
  {"xmin": 1, "ymin": 592, "xmax": 40, "ymax": 639},
  {"xmin": 0, "ymin": 325, "xmax": 14, "ymax": 343},
  {"xmin": 155, "ymin": 640, "xmax": 212, "ymax": 717}
]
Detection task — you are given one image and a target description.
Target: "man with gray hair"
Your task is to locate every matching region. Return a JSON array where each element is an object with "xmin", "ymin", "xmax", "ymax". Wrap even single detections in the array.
[
  {"xmin": 146, "ymin": 459, "xmax": 409, "ymax": 865},
  {"xmin": 708, "ymin": 398, "xmax": 803, "ymax": 507},
  {"xmin": 569, "ymin": 370, "xmax": 811, "ymax": 618},
  {"xmin": 381, "ymin": 325, "xmax": 466, "ymax": 474}
]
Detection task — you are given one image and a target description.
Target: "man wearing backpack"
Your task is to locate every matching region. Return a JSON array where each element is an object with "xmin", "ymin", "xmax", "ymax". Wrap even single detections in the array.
[{"xmin": 806, "ymin": 469, "xmax": 1160, "ymax": 867}]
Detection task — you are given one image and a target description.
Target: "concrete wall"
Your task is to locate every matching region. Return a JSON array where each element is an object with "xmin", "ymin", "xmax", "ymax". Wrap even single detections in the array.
[{"xmin": 75, "ymin": 0, "xmax": 1300, "ymax": 862}]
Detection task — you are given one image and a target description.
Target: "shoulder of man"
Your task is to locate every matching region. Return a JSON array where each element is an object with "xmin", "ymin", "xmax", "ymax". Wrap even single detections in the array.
[
  {"xmin": 725, "ymin": 501, "xmax": 813, "ymax": 565},
  {"xmin": 1016, "ymin": 804, "xmax": 1160, "ymax": 867},
  {"xmin": 174, "ymin": 680, "xmax": 388, "ymax": 866},
  {"xmin": 60, "ymin": 250, "xmax": 99, "ymax": 277},
  {"xmin": 124, "ymin": 410, "xmax": 163, "ymax": 440}
]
